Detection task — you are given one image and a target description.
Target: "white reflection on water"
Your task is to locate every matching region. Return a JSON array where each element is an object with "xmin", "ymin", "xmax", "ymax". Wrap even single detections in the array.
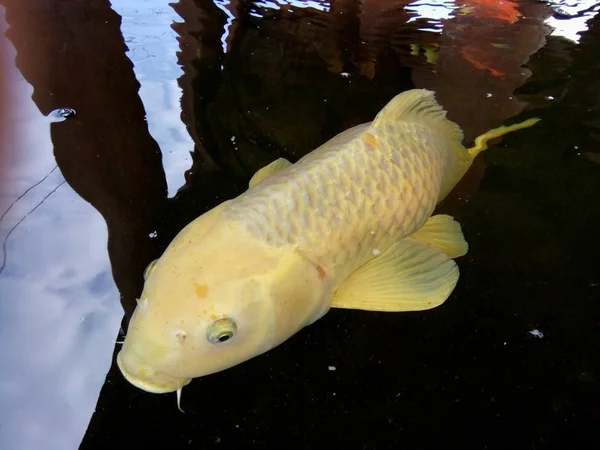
[
  {"xmin": 110, "ymin": 0, "xmax": 195, "ymax": 199},
  {"xmin": 254, "ymin": 0, "xmax": 331, "ymax": 13},
  {"xmin": 0, "ymin": 7, "xmax": 123, "ymax": 450},
  {"xmin": 544, "ymin": 0, "xmax": 599, "ymax": 43},
  {"xmin": 406, "ymin": 0, "xmax": 457, "ymax": 33},
  {"xmin": 214, "ymin": 0, "xmax": 237, "ymax": 54}
]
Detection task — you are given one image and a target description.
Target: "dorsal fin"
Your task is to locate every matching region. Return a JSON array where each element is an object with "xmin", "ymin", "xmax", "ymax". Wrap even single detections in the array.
[
  {"xmin": 372, "ymin": 89, "xmax": 464, "ymax": 147},
  {"xmin": 249, "ymin": 158, "xmax": 292, "ymax": 188}
]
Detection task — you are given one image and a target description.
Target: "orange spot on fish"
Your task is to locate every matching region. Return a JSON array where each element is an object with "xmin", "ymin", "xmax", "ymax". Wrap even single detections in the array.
[
  {"xmin": 363, "ymin": 133, "xmax": 377, "ymax": 150},
  {"xmin": 316, "ymin": 265, "xmax": 326, "ymax": 281},
  {"xmin": 195, "ymin": 283, "xmax": 208, "ymax": 298}
]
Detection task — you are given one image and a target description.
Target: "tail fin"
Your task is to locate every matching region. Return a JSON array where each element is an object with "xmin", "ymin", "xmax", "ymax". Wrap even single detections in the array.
[{"xmin": 467, "ymin": 118, "xmax": 541, "ymax": 158}]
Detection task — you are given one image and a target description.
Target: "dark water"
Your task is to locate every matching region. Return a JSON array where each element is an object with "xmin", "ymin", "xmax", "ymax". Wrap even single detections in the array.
[{"xmin": 0, "ymin": 0, "xmax": 599, "ymax": 449}]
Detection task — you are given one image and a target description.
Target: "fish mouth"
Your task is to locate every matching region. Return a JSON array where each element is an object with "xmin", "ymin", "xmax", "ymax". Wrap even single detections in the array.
[{"xmin": 116, "ymin": 351, "xmax": 191, "ymax": 394}]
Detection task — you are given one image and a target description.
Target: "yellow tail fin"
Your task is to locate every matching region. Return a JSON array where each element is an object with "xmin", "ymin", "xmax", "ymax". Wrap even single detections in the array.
[{"xmin": 468, "ymin": 118, "xmax": 541, "ymax": 158}]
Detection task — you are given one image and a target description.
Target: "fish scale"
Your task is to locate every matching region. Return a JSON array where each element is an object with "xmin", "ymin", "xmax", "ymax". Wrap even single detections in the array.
[{"xmin": 223, "ymin": 120, "xmax": 448, "ymax": 279}]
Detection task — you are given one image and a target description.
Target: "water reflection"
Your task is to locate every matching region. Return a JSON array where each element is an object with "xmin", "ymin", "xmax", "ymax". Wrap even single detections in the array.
[
  {"xmin": 406, "ymin": 0, "xmax": 457, "ymax": 30},
  {"xmin": 0, "ymin": 6, "xmax": 123, "ymax": 450},
  {"xmin": 112, "ymin": 0, "xmax": 197, "ymax": 198},
  {"xmin": 545, "ymin": 0, "xmax": 600, "ymax": 43},
  {"xmin": 0, "ymin": 1, "xmax": 168, "ymax": 448},
  {"xmin": 167, "ymin": 0, "xmax": 554, "ymax": 220},
  {"xmin": 0, "ymin": 0, "xmax": 599, "ymax": 449}
]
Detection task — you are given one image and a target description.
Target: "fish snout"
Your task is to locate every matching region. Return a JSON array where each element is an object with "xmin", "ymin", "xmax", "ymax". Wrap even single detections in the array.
[{"xmin": 116, "ymin": 350, "xmax": 191, "ymax": 394}]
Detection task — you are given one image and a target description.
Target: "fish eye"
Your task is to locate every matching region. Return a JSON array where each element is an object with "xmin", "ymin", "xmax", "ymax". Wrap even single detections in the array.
[{"xmin": 206, "ymin": 318, "xmax": 237, "ymax": 344}]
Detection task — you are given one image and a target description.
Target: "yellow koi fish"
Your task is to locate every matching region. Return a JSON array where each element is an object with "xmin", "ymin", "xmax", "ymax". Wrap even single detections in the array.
[{"xmin": 116, "ymin": 89, "xmax": 539, "ymax": 409}]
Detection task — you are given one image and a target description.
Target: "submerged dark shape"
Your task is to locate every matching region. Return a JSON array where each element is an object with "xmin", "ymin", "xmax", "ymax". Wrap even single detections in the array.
[
  {"xmin": 1, "ymin": 0, "xmax": 170, "ymax": 324},
  {"xmin": 173, "ymin": 0, "xmax": 419, "ymax": 182}
]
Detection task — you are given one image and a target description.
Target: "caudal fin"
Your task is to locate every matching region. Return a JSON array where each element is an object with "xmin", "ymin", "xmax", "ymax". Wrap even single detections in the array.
[{"xmin": 467, "ymin": 118, "xmax": 541, "ymax": 158}]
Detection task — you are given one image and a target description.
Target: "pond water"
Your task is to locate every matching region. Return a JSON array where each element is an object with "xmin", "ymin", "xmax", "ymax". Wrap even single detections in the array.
[{"xmin": 0, "ymin": 0, "xmax": 599, "ymax": 449}]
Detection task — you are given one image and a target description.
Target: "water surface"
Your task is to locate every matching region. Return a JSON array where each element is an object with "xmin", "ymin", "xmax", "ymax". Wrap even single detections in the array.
[{"xmin": 0, "ymin": 1, "xmax": 599, "ymax": 449}]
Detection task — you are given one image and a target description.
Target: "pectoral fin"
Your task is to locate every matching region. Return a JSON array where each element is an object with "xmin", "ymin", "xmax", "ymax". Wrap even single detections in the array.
[
  {"xmin": 331, "ymin": 239, "xmax": 459, "ymax": 312},
  {"xmin": 249, "ymin": 158, "xmax": 292, "ymax": 188},
  {"xmin": 407, "ymin": 214, "xmax": 468, "ymax": 258}
]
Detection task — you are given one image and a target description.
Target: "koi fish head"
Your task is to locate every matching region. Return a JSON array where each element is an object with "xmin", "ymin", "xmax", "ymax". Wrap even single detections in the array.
[{"xmin": 116, "ymin": 210, "xmax": 326, "ymax": 400}]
